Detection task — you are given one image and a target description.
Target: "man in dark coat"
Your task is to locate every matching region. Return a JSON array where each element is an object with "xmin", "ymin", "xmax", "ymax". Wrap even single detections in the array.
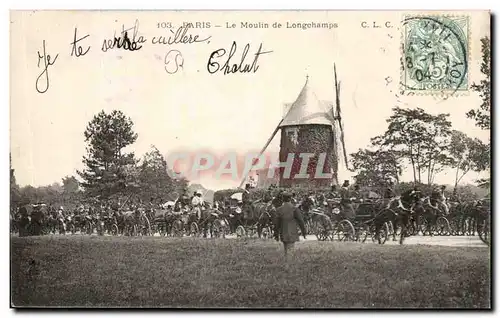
[{"xmin": 275, "ymin": 192, "xmax": 307, "ymax": 258}]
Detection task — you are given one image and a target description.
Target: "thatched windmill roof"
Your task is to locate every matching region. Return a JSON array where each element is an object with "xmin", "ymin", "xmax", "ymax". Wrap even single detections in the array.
[{"xmin": 279, "ymin": 77, "xmax": 335, "ymax": 128}]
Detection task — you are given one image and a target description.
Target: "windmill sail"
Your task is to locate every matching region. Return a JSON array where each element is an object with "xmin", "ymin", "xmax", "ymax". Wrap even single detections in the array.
[
  {"xmin": 331, "ymin": 118, "xmax": 339, "ymax": 185},
  {"xmin": 334, "ymin": 64, "xmax": 351, "ymax": 171}
]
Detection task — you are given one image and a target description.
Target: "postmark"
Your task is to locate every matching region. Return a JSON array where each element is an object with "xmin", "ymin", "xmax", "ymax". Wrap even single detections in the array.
[{"xmin": 401, "ymin": 15, "xmax": 469, "ymax": 95}]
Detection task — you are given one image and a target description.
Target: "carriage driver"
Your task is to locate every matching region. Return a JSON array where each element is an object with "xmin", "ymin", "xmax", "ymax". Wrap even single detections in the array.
[
  {"xmin": 430, "ymin": 185, "xmax": 449, "ymax": 215},
  {"xmin": 383, "ymin": 178, "xmax": 397, "ymax": 209},
  {"xmin": 191, "ymin": 190, "xmax": 204, "ymax": 220},
  {"xmin": 437, "ymin": 185, "xmax": 449, "ymax": 215}
]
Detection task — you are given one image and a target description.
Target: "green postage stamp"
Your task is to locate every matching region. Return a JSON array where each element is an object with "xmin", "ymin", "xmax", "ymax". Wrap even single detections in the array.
[{"xmin": 402, "ymin": 15, "xmax": 470, "ymax": 94}]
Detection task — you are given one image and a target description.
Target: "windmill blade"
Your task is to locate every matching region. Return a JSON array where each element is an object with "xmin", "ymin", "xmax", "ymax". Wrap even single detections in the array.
[
  {"xmin": 331, "ymin": 121, "xmax": 339, "ymax": 185},
  {"xmin": 338, "ymin": 117, "xmax": 350, "ymax": 171},
  {"xmin": 334, "ymin": 64, "xmax": 340, "ymax": 118},
  {"xmin": 333, "ymin": 68, "xmax": 351, "ymax": 171}
]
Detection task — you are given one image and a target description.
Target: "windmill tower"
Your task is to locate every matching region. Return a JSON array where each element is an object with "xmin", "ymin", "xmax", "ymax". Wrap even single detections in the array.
[{"xmin": 239, "ymin": 65, "xmax": 349, "ymax": 189}]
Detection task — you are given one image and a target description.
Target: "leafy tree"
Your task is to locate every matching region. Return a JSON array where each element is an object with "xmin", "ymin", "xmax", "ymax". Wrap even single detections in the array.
[
  {"xmin": 466, "ymin": 37, "xmax": 491, "ymax": 189},
  {"xmin": 20, "ymin": 185, "xmax": 38, "ymax": 205},
  {"xmin": 467, "ymin": 36, "xmax": 491, "ymax": 130},
  {"xmin": 61, "ymin": 175, "xmax": 81, "ymax": 203},
  {"xmin": 62, "ymin": 176, "xmax": 80, "ymax": 194},
  {"xmin": 449, "ymin": 130, "xmax": 489, "ymax": 193},
  {"xmin": 138, "ymin": 146, "xmax": 189, "ymax": 203},
  {"xmin": 18, "ymin": 183, "xmax": 64, "ymax": 205},
  {"xmin": 77, "ymin": 110, "xmax": 138, "ymax": 199},
  {"xmin": 351, "ymin": 148, "xmax": 402, "ymax": 189},
  {"xmin": 372, "ymin": 107, "xmax": 452, "ymax": 184}
]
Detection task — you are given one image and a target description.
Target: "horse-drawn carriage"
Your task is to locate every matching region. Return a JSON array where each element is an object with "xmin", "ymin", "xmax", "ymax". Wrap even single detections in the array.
[
  {"xmin": 150, "ymin": 202, "xmax": 229, "ymax": 238},
  {"xmin": 233, "ymin": 200, "xmax": 274, "ymax": 239},
  {"xmin": 115, "ymin": 208, "xmax": 152, "ymax": 236},
  {"xmin": 306, "ymin": 198, "xmax": 391, "ymax": 244}
]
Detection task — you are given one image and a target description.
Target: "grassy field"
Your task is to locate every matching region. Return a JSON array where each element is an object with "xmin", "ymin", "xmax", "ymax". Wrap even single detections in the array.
[{"xmin": 11, "ymin": 235, "xmax": 490, "ymax": 308}]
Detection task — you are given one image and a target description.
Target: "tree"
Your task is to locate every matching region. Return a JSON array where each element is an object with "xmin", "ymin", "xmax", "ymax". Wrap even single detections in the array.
[
  {"xmin": 467, "ymin": 36, "xmax": 490, "ymax": 130},
  {"xmin": 77, "ymin": 110, "xmax": 138, "ymax": 199},
  {"xmin": 62, "ymin": 175, "xmax": 81, "ymax": 203},
  {"xmin": 62, "ymin": 176, "xmax": 80, "ymax": 194},
  {"xmin": 351, "ymin": 148, "xmax": 402, "ymax": 189},
  {"xmin": 372, "ymin": 107, "xmax": 452, "ymax": 184},
  {"xmin": 449, "ymin": 130, "xmax": 489, "ymax": 194},
  {"xmin": 138, "ymin": 145, "xmax": 181, "ymax": 203},
  {"xmin": 466, "ymin": 36, "xmax": 491, "ymax": 189}
]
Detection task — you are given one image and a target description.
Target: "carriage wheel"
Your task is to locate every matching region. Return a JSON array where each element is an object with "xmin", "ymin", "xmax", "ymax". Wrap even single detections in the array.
[
  {"xmin": 337, "ymin": 220, "xmax": 355, "ymax": 242},
  {"xmin": 370, "ymin": 222, "xmax": 389, "ymax": 244},
  {"xmin": 190, "ymin": 222, "xmax": 199, "ymax": 236},
  {"xmin": 235, "ymin": 225, "xmax": 246, "ymax": 238},
  {"xmin": 436, "ymin": 217, "xmax": 451, "ymax": 236}
]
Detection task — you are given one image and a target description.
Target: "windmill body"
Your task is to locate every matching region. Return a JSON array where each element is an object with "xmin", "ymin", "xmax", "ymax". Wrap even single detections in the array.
[
  {"xmin": 278, "ymin": 77, "xmax": 339, "ymax": 188},
  {"xmin": 239, "ymin": 66, "xmax": 349, "ymax": 190}
]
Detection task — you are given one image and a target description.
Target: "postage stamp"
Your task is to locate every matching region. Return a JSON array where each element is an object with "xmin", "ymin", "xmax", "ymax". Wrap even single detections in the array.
[{"xmin": 401, "ymin": 15, "xmax": 470, "ymax": 95}]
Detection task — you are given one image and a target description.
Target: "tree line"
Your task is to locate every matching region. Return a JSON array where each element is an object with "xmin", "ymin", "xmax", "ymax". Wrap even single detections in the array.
[{"xmin": 11, "ymin": 110, "xmax": 188, "ymax": 208}]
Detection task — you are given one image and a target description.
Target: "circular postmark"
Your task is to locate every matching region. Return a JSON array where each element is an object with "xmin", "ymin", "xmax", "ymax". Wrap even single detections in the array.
[{"xmin": 402, "ymin": 16, "xmax": 468, "ymax": 95}]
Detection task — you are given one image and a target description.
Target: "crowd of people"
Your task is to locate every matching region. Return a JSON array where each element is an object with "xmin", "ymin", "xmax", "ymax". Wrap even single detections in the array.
[{"xmin": 11, "ymin": 179, "xmax": 490, "ymax": 244}]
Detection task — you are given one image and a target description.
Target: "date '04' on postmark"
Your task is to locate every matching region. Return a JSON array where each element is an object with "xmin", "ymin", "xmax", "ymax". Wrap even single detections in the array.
[{"xmin": 401, "ymin": 15, "xmax": 469, "ymax": 95}]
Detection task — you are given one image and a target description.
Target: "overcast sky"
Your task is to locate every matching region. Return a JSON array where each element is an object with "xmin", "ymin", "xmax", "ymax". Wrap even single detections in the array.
[{"xmin": 10, "ymin": 11, "xmax": 490, "ymax": 190}]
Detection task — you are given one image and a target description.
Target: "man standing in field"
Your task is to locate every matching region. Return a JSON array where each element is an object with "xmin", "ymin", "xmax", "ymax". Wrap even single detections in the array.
[{"xmin": 275, "ymin": 192, "xmax": 307, "ymax": 259}]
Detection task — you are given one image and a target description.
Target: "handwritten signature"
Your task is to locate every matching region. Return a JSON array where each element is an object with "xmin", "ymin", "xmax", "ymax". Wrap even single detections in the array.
[
  {"xmin": 207, "ymin": 41, "xmax": 272, "ymax": 75},
  {"xmin": 102, "ymin": 19, "xmax": 147, "ymax": 52},
  {"xmin": 164, "ymin": 50, "xmax": 184, "ymax": 74},
  {"xmin": 36, "ymin": 40, "xmax": 59, "ymax": 94}
]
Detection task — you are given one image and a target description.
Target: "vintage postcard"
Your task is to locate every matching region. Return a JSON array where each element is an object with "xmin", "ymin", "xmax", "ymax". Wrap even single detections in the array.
[{"xmin": 10, "ymin": 10, "xmax": 491, "ymax": 308}]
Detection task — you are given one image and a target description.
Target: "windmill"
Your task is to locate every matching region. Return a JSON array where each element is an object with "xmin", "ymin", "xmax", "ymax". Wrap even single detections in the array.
[{"xmin": 239, "ymin": 64, "xmax": 350, "ymax": 189}]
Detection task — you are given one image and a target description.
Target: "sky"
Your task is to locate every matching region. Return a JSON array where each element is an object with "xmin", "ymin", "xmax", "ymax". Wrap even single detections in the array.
[{"xmin": 10, "ymin": 10, "xmax": 490, "ymax": 191}]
